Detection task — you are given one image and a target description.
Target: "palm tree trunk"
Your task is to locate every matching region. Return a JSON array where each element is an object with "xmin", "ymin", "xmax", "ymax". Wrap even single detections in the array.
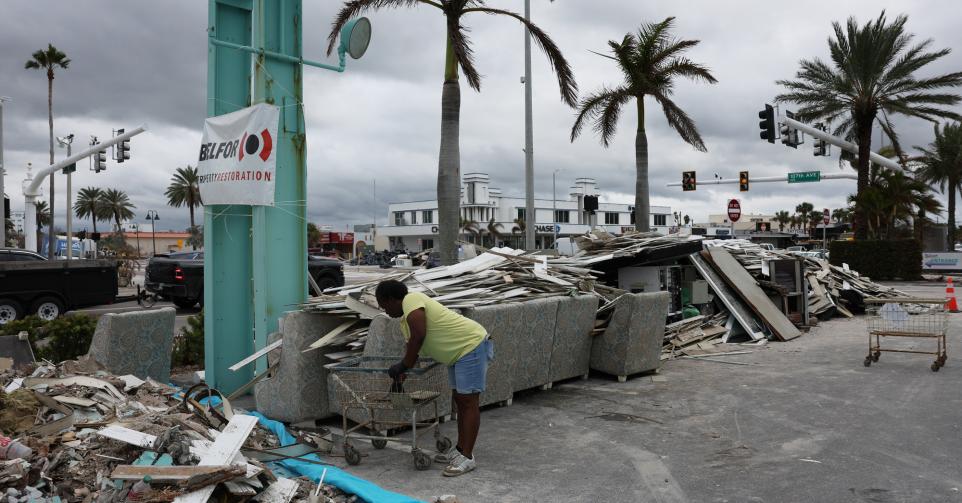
[
  {"xmin": 47, "ymin": 71, "xmax": 55, "ymax": 259},
  {"xmin": 92, "ymin": 217, "xmax": 97, "ymax": 234},
  {"xmin": 635, "ymin": 98, "xmax": 650, "ymax": 232},
  {"xmin": 948, "ymin": 180, "xmax": 957, "ymax": 251},
  {"xmin": 189, "ymin": 205, "xmax": 196, "ymax": 249},
  {"xmin": 437, "ymin": 35, "xmax": 461, "ymax": 265},
  {"xmin": 854, "ymin": 121, "xmax": 872, "ymax": 240}
]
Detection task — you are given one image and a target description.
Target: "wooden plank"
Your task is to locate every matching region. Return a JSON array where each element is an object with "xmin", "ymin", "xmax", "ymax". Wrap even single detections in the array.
[
  {"xmin": 229, "ymin": 339, "xmax": 283, "ymax": 371},
  {"xmin": 689, "ymin": 253, "xmax": 767, "ymax": 341},
  {"xmin": 707, "ymin": 248, "xmax": 801, "ymax": 342},
  {"xmin": 252, "ymin": 478, "xmax": 299, "ymax": 503},
  {"xmin": 303, "ymin": 319, "xmax": 360, "ymax": 353},
  {"xmin": 174, "ymin": 414, "xmax": 258, "ymax": 503},
  {"xmin": 110, "ymin": 465, "xmax": 240, "ymax": 481},
  {"xmin": 53, "ymin": 395, "xmax": 97, "ymax": 408}
]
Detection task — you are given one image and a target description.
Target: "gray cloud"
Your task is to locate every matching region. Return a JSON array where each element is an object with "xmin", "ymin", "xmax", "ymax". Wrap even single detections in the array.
[{"xmin": 2, "ymin": 0, "xmax": 961, "ymax": 234}]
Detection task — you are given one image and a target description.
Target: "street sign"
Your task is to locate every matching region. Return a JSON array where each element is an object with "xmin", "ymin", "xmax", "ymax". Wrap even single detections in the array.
[
  {"xmin": 823, "ymin": 208, "xmax": 830, "ymax": 225},
  {"xmin": 788, "ymin": 171, "xmax": 820, "ymax": 183},
  {"xmin": 61, "ymin": 163, "xmax": 76, "ymax": 174},
  {"xmin": 727, "ymin": 199, "xmax": 741, "ymax": 223}
]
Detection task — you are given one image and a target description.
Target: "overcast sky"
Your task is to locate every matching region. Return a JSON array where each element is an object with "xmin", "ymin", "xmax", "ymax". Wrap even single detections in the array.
[{"xmin": 2, "ymin": 0, "xmax": 961, "ymax": 233}]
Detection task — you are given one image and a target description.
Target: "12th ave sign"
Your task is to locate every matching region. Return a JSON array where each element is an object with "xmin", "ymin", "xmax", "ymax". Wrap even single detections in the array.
[{"xmin": 788, "ymin": 171, "xmax": 821, "ymax": 183}]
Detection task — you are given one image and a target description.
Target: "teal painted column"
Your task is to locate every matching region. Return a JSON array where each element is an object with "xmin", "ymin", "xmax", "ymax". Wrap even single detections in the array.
[
  {"xmin": 250, "ymin": 0, "xmax": 307, "ymax": 374},
  {"xmin": 205, "ymin": 0, "xmax": 306, "ymax": 392},
  {"xmin": 205, "ymin": 0, "xmax": 255, "ymax": 392}
]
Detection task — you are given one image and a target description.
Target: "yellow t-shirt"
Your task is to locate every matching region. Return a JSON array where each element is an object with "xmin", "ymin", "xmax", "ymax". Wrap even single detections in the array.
[{"xmin": 399, "ymin": 292, "xmax": 487, "ymax": 365}]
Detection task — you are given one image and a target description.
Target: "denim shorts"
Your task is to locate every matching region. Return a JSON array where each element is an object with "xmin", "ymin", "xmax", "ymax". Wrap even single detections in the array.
[{"xmin": 448, "ymin": 338, "xmax": 494, "ymax": 394}]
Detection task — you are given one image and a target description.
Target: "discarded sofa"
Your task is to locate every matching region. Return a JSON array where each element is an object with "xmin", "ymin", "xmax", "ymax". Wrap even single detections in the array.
[
  {"xmin": 589, "ymin": 291, "xmax": 670, "ymax": 381},
  {"xmin": 86, "ymin": 307, "xmax": 175, "ymax": 382},
  {"xmin": 255, "ymin": 311, "xmax": 349, "ymax": 423}
]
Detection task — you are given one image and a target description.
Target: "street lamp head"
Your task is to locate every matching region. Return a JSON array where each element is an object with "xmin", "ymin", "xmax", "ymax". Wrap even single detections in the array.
[{"xmin": 339, "ymin": 17, "xmax": 372, "ymax": 60}]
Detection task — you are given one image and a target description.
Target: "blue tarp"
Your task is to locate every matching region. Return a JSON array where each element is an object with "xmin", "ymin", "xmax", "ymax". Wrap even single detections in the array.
[{"xmin": 250, "ymin": 412, "xmax": 425, "ymax": 503}]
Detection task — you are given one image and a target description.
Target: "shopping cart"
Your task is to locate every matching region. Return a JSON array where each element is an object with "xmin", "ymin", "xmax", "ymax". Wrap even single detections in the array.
[
  {"xmin": 329, "ymin": 356, "xmax": 452, "ymax": 470},
  {"xmin": 864, "ymin": 298, "xmax": 949, "ymax": 372}
]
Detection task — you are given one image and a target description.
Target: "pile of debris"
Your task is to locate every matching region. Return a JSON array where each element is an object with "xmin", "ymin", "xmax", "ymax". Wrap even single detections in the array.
[{"xmin": 0, "ymin": 360, "xmax": 354, "ymax": 503}]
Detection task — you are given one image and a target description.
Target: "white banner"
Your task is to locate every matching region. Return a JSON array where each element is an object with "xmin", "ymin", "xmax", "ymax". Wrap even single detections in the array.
[
  {"xmin": 197, "ymin": 103, "xmax": 279, "ymax": 206},
  {"xmin": 922, "ymin": 252, "xmax": 962, "ymax": 270}
]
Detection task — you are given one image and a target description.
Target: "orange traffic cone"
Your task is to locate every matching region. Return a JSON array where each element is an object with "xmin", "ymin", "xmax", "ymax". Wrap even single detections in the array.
[{"xmin": 946, "ymin": 277, "xmax": 959, "ymax": 313}]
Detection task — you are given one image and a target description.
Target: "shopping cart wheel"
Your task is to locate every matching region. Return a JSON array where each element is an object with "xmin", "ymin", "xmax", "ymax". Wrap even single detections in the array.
[
  {"xmin": 413, "ymin": 451, "xmax": 432, "ymax": 471},
  {"xmin": 436, "ymin": 436, "xmax": 452, "ymax": 453},
  {"xmin": 372, "ymin": 438, "xmax": 388, "ymax": 450},
  {"xmin": 872, "ymin": 352, "xmax": 880, "ymax": 362},
  {"xmin": 863, "ymin": 356, "xmax": 872, "ymax": 367},
  {"xmin": 931, "ymin": 362, "xmax": 940, "ymax": 372},
  {"xmin": 345, "ymin": 444, "xmax": 362, "ymax": 465}
]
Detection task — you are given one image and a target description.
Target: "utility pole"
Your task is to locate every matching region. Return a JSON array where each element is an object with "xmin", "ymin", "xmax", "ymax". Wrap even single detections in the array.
[
  {"xmin": 552, "ymin": 168, "xmax": 559, "ymax": 246},
  {"xmin": 57, "ymin": 134, "xmax": 74, "ymax": 259},
  {"xmin": 523, "ymin": 0, "xmax": 535, "ymax": 251},
  {"xmin": 0, "ymin": 97, "xmax": 8, "ymax": 248}
]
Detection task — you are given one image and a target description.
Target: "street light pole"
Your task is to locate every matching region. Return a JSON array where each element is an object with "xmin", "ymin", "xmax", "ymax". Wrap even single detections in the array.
[
  {"xmin": 552, "ymin": 169, "xmax": 559, "ymax": 246},
  {"xmin": 0, "ymin": 97, "xmax": 9, "ymax": 248},
  {"xmin": 57, "ymin": 134, "xmax": 74, "ymax": 260},
  {"xmin": 145, "ymin": 210, "xmax": 159, "ymax": 256},
  {"xmin": 522, "ymin": 0, "xmax": 535, "ymax": 251}
]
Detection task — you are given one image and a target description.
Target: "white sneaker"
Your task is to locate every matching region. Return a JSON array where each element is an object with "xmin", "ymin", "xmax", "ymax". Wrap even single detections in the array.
[
  {"xmin": 442, "ymin": 453, "xmax": 477, "ymax": 477},
  {"xmin": 434, "ymin": 447, "xmax": 457, "ymax": 464}
]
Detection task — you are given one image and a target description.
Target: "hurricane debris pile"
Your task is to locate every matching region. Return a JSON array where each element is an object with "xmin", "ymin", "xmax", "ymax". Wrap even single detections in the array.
[{"xmin": 0, "ymin": 360, "xmax": 354, "ymax": 503}]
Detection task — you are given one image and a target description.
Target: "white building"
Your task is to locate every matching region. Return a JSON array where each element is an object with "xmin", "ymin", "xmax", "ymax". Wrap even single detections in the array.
[
  {"xmin": 380, "ymin": 173, "xmax": 675, "ymax": 252},
  {"xmin": 10, "ymin": 210, "xmax": 25, "ymax": 234}
]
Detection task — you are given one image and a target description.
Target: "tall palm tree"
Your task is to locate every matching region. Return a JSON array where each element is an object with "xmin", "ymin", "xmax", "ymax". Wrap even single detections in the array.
[
  {"xmin": 796, "ymin": 202, "xmax": 814, "ymax": 232},
  {"xmin": 165, "ymin": 165, "xmax": 203, "ymax": 231},
  {"xmin": 328, "ymin": 1, "xmax": 577, "ymax": 265},
  {"xmin": 73, "ymin": 187, "xmax": 105, "ymax": 234},
  {"xmin": 100, "ymin": 188, "xmax": 136, "ymax": 232},
  {"xmin": 25, "ymin": 43, "xmax": 71, "ymax": 259},
  {"xmin": 571, "ymin": 17, "xmax": 717, "ymax": 232},
  {"xmin": 774, "ymin": 210, "xmax": 791, "ymax": 231},
  {"xmin": 776, "ymin": 12, "xmax": 962, "ymax": 239},
  {"xmin": 807, "ymin": 209, "xmax": 824, "ymax": 235},
  {"xmin": 915, "ymin": 122, "xmax": 962, "ymax": 250}
]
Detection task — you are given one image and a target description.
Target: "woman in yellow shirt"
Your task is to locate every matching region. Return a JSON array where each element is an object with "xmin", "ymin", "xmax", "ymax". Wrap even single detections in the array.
[{"xmin": 376, "ymin": 280, "xmax": 494, "ymax": 477}]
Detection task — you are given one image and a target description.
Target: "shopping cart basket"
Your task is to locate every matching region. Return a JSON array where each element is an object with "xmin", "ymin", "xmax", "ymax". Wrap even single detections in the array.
[
  {"xmin": 864, "ymin": 298, "xmax": 949, "ymax": 372},
  {"xmin": 329, "ymin": 356, "xmax": 452, "ymax": 470}
]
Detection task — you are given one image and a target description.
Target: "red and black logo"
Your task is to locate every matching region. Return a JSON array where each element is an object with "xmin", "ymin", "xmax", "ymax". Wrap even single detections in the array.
[{"xmin": 239, "ymin": 129, "xmax": 273, "ymax": 162}]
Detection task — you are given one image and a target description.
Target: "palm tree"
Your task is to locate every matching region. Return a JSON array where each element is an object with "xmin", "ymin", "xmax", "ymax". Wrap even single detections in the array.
[
  {"xmin": 776, "ymin": 12, "xmax": 962, "ymax": 239},
  {"xmin": 788, "ymin": 215, "xmax": 798, "ymax": 231},
  {"xmin": 915, "ymin": 123, "xmax": 962, "ymax": 250},
  {"xmin": 165, "ymin": 165, "xmax": 203, "ymax": 231},
  {"xmin": 571, "ymin": 18, "xmax": 717, "ymax": 232},
  {"xmin": 34, "ymin": 200, "xmax": 51, "ymax": 252},
  {"xmin": 188, "ymin": 225, "xmax": 204, "ymax": 250},
  {"xmin": 459, "ymin": 216, "xmax": 479, "ymax": 244},
  {"xmin": 328, "ymin": 1, "xmax": 576, "ymax": 265},
  {"xmin": 796, "ymin": 202, "xmax": 814, "ymax": 233},
  {"xmin": 100, "ymin": 188, "xmax": 136, "ymax": 232},
  {"xmin": 485, "ymin": 217, "xmax": 503, "ymax": 247},
  {"xmin": 73, "ymin": 187, "xmax": 105, "ymax": 234},
  {"xmin": 807, "ymin": 209, "xmax": 824, "ymax": 235},
  {"xmin": 25, "ymin": 43, "xmax": 71, "ymax": 259},
  {"xmin": 774, "ymin": 210, "xmax": 791, "ymax": 231},
  {"xmin": 831, "ymin": 208, "xmax": 850, "ymax": 224}
]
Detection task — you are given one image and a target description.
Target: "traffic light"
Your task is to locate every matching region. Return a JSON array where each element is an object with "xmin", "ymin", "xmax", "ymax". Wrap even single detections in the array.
[
  {"xmin": 780, "ymin": 111, "xmax": 800, "ymax": 148},
  {"xmin": 682, "ymin": 171, "xmax": 696, "ymax": 191},
  {"xmin": 95, "ymin": 150, "xmax": 107, "ymax": 173},
  {"xmin": 115, "ymin": 128, "xmax": 130, "ymax": 163},
  {"xmin": 739, "ymin": 170, "xmax": 749, "ymax": 192},
  {"xmin": 758, "ymin": 104, "xmax": 775, "ymax": 143},
  {"xmin": 813, "ymin": 122, "xmax": 828, "ymax": 156},
  {"xmin": 583, "ymin": 195, "xmax": 598, "ymax": 212}
]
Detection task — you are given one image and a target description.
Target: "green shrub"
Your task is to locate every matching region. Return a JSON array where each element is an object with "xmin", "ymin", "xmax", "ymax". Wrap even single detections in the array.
[
  {"xmin": 829, "ymin": 239, "xmax": 922, "ymax": 280},
  {"xmin": 0, "ymin": 314, "xmax": 97, "ymax": 363},
  {"xmin": 172, "ymin": 309, "xmax": 204, "ymax": 367}
]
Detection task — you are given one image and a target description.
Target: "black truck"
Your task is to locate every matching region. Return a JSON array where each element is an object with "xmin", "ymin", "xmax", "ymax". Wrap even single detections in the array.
[
  {"xmin": 0, "ymin": 248, "xmax": 119, "ymax": 324},
  {"xmin": 145, "ymin": 252, "xmax": 345, "ymax": 309}
]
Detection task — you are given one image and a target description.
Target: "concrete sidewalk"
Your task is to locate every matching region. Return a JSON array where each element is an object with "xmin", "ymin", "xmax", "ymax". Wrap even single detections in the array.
[{"xmin": 326, "ymin": 282, "xmax": 962, "ymax": 502}]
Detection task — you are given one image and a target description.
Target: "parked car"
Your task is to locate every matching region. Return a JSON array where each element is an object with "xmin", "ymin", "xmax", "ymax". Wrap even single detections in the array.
[
  {"xmin": 146, "ymin": 252, "xmax": 345, "ymax": 309},
  {"xmin": 786, "ymin": 246, "xmax": 806, "ymax": 252},
  {"xmin": 0, "ymin": 248, "xmax": 118, "ymax": 324}
]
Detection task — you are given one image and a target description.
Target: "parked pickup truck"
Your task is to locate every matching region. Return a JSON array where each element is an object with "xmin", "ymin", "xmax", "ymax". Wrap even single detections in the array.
[
  {"xmin": 0, "ymin": 248, "xmax": 119, "ymax": 324},
  {"xmin": 145, "ymin": 252, "xmax": 345, "ymax": 309}
]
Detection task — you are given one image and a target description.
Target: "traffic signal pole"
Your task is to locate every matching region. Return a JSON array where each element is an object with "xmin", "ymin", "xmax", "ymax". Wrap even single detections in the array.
[
  {"xmin": 22, "ymin": 126, "xmax": 147, "ymax": 252},
  {"xmin": 780, "ymin": 117, "xmax": 905, "ymax": 172}
]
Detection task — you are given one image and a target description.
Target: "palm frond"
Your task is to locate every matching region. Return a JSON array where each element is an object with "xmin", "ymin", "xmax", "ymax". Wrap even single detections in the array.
[
  {"xmin": 652, "ymin": 92, "xmax": 706, "ymax": 151},
  {"xmin": 570, "ymin": 86, "xmax": 627, "ymax": 141},
  {"xmin": 326, "ymin": 0, "xmax": 427, "ymax": 56}
]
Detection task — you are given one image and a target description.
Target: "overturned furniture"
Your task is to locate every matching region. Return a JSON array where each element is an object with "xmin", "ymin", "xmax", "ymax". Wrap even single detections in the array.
[
  {"xmin": 86, "ymin": 307, "xmax": 175, "ymax": 382},
  {"xmin": 590, "ymin": 292, "xmax": 671, "ymax": 381}
]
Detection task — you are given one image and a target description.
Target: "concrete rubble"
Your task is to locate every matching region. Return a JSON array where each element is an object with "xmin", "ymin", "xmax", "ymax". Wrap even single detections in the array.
[{"xmin": 0, "ymin": 360, "xmax": 358, "ymax": 503}]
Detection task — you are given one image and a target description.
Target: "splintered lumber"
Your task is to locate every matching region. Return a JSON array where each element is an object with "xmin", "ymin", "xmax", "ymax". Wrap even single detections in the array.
[
  {"xmin": 706, "ymin": 247, "xmax": 801, "ymax": 342},
  {"xmin": 97, "ymin": 426, "xmax": 157, "ymax": 449},
  {"xmin": 229, "ymin": 339, "xmax": 283, "ymax": 371},
  {"xmin": 110, "ymin": 464, "xmax": 244, "ymax": 481},
  {"xmin": 174, "ymin": 414, "xmax": 258, "ymax": 503},
  {"xmin": 252, "ymin": 478, "xmax": 299, "ymax": 503}
]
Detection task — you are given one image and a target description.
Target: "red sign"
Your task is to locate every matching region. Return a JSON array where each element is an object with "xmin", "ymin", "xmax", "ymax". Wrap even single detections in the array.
[
  {"xmin": 727, "ymin": 199, "xmax": 741, "ymax": 223},
  {"xmin": 823, "ymin": 208, "xmax": 830, "ymax": 225}
]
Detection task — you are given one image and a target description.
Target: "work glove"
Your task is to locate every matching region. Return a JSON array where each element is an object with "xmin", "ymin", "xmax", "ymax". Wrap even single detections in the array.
[{"xmin": 387, "ymin": 361, "xmax": 408, "ymax": 380}]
